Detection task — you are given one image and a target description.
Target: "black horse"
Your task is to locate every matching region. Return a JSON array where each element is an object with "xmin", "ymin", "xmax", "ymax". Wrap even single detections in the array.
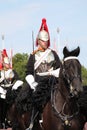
[
  {"xmin": 42, "ymin": 46, "xmax": 86, "ymax": 130},
  {"xmin": 0, "ymin": 69, "xmax": 20, "ymax": 129}
]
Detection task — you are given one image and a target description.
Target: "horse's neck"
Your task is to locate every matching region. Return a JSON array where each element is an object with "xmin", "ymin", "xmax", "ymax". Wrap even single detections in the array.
[
  {"xmin": 55, "ymin": 78, "xmax": 75, "ymax": 113},
  {"xmin": 59, "ymin": 79, "xmax": 69, "ymax": 100},
  {"xmin": 56, "ymin": 87, "xmax": 78, "ymax": 115},
  {"xmin": 65, "ymin": 98, "xmax": 78, "ymax": 115}
]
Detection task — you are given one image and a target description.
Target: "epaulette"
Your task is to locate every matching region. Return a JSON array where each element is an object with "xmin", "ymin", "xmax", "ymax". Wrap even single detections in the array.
[
  {"xmin": 32, "ymin": 49, "xmax": 39, "ymax": 55},
  {"xmin": 32, "ymin": 47, "xmax": 45, "ymax": 55}
]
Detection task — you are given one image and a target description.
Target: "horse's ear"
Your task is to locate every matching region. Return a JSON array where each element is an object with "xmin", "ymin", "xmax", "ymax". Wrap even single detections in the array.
[
  {"xmin": 63, "ymin": 46, "xmax": 70, "ymax": 58},
  {"xmin": 76, "ymin": 46, "xmax": 80, "ymax": 56},
  {"xmin": 71, "ymin": 46, "xmax": 80, "ymax": 57}
]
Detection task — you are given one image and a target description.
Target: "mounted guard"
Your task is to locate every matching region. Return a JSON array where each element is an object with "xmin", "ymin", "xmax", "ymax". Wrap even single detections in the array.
[
  {"xmin": 24, "ymin": 18, "xmax": 61, "ymax": 128},
  {"xmin": 25, "ymin": 18, "xmax": 61, "ymax": 91},
  {"xmin": 0, "ymin": 48, "xmax": 23, "ymax": 129}
]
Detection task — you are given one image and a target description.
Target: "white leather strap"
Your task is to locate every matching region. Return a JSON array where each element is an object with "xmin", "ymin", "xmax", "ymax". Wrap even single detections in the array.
[
  {"xmin": 34, "ymin": 48, "xmax": 51, "ymax": 70},
  {"xmin": 64, "ymin": 56, "xmax": 78, "ymax": 61}
]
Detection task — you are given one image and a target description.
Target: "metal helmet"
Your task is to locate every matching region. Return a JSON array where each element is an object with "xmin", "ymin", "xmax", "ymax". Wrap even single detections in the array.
[
  {"xmin": 38, "ymin": 30, "xmax": 49, "ymax": 41},
  {"xmin": 36, "ymin": 18, "xmax": 50, "ymax": 47}
]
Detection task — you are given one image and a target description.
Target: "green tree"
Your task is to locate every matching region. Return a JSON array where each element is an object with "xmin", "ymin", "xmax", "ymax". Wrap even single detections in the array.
[
  {"xmin": 12, "ymin": 53, "xmax": 29, "ymax": 81},
  {"xmin": 82, "ymin": 66, "xmax": 87, "ymax": 86}
]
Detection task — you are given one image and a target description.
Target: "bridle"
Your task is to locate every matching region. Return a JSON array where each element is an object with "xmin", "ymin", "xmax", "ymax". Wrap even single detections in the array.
[
  {"xmin": 62, "ymin": 56, "xmax": 81, "ymax": 97},
  {"xmin": 51, "ymin": 56, "xmax": 81, "ymax": 127},
  {"xmin": 51, "ymin": 88, "xmax": 79, "ymax": 127}
]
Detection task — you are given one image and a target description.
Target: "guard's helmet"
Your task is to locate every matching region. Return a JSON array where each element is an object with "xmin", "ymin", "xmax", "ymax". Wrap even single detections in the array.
[
  {"xmin": 2, "ymin": 49, "xmax": 10, "ymax": 69},
  {"xmin": 2, "ymin": 49, "xmax": 8, "ymax": 57},
  {"xmin": 38, "ymin": 30, "xmax": 49, "ymax": 42},
  {"xmin": 36, "ymin": 18, "xmax": 50, "ymax": 47},
  {"xmin": 2, "ymin": 49, "xmax": 9, "ymax": 64}
]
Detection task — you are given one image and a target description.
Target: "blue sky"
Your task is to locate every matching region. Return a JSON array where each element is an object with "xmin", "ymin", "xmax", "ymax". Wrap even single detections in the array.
[{"xmin": 0, "ymin": 0, "xmax": 87, "ymax": 68}]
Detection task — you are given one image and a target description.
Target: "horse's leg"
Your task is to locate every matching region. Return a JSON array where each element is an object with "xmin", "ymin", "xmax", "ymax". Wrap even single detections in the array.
[
  {"xmin": 0, "ymin": 98, "xmax": 6, "ymax": 128},
  {"xmin": 12, "ymin": 119, "xmax": 22, "ymax": 130},
  {"xmin": 12, "ymin": 115, "xmax": 26, "ymax": 130},
  {"xmin": 18, "ymin": 113, "xmax": 31, "ymax": 130},
  {"xmin": 7, "ymin": 108, "xmax": 26, "ymax": 130}
]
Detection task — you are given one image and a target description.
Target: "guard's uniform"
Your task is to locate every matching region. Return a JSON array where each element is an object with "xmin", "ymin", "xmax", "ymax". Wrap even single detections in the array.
[
  {"xmin": 26, "ymin": 48, "xmax": 61, "ymax": 83},
  {"xmin": 0, "ymin": 49, "xmax": 23, "ymax": 129},
  {"xmin": 25, "ymin": 18, "xmax": 61, "ymax": 91},
  {"xmin": 0, "ymin": 69, "xmax": 15, "ymax": 87},
  {"xmin": 0, "ymin": 49, "xmax": 23, "ymax": 99}
]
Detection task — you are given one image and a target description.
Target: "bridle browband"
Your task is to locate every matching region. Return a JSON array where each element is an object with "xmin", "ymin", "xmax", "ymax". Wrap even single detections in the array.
[{"xmin": 63, "ymin": 56, "xmax": 78, "ymax": 62}]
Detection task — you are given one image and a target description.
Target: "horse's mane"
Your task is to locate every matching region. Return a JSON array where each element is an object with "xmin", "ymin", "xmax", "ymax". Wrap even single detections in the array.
[
  {"xmin": 15, "ymin": 84, "xmax": 33, "ymax": 115},
  {"xmin": 33, "ymin": 77, "xmax": 52, "ymax": 112},
  {"xmin": 78, "ymin": 86, "xmax": 87, "ymax": 111},
  {"xmin": 6, "ymin": 86, "xmax": 22, "ymax": 108},
  {"xmin": 77, "ymin": 86, "xmax": 87, "ymax": 121}
]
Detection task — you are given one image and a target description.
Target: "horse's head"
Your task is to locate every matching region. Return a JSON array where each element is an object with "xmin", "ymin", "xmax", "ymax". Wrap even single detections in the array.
[{"xmin": 61, "ymin": 46, "xmax": 83, "ymax": 97}]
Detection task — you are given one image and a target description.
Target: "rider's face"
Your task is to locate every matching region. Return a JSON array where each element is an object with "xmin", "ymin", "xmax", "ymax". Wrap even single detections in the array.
[
  {"xmin": 38, "ymin": 39, "xmax": 48, "ymax": 50},
  {"xmin": 3, "ymin": 63, "xmax": 10, "ymax": 70}
]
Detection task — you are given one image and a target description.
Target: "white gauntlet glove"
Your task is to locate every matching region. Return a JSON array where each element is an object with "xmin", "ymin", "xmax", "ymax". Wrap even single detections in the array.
[
  {"xmin": 0, "ymin": 87, "xmax": 7, "ymax": 99},
  {"xmin": 37, "ymin": 68, "xmax": 60, "ymax": 78},
  {"xmin": 0, "ymin": 86, "xmax": 6, "ymax": 95},
  {"xmin": 49, "ymin": 68, "xmax": 60, "ymax": 78},
  {"xmin": 12, "ymin": 80, "xmax": 23, "ymax": 90},
  {"xmin": 25, "ymin": 75, "xmax": 38, "ymax": 91}
]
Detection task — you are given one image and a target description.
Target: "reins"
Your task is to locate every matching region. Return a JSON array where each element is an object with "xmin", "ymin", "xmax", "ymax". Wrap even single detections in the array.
[
  {"xmin": 26, "ymin": 108, "xmax": 39, "ymax": 130},
  {"xmin": 51, "ymin": 56, "xmax": 80, "ymax": 126},
  {"xmin": 51, "ymin": 78, "xmax": 79, "ymax": 126}
]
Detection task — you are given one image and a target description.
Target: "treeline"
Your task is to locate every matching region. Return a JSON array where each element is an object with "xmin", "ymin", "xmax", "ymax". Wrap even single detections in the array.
[
  {"xmin": 82, "ymin": 66, "xmax": 87, "ymax": 86},
  {"xmin": 12, "ymin": 53, "xmax": 87, "ymax": 86}
]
